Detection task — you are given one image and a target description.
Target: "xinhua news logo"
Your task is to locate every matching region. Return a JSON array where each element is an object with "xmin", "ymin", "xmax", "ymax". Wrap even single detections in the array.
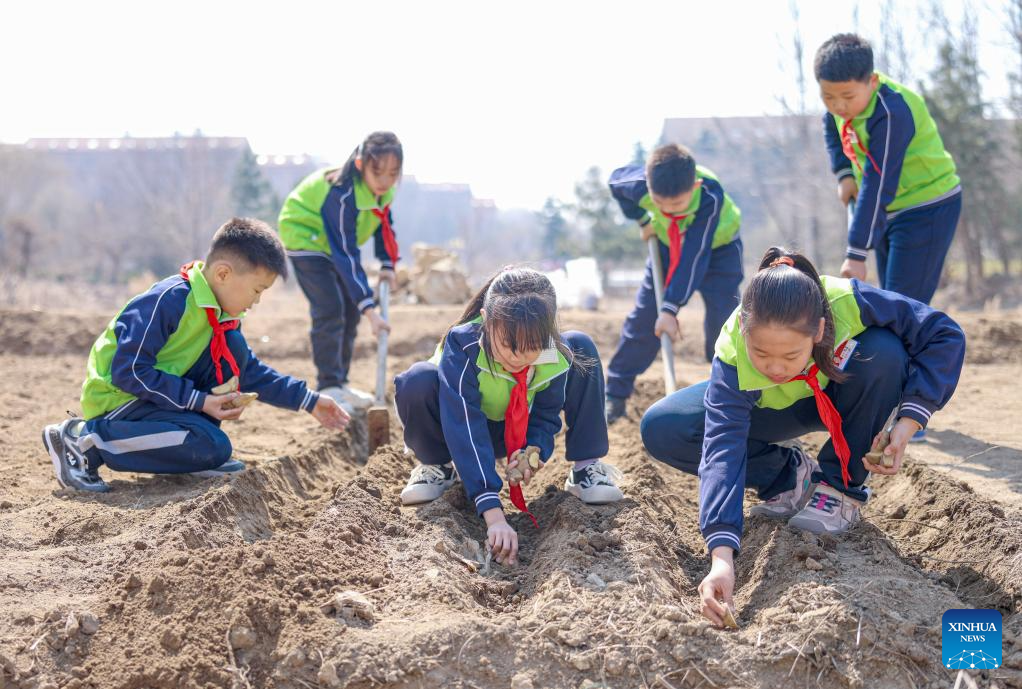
[{"xmin": 942, "ymin": 609, "xmax": 1002, "ymax": 670}]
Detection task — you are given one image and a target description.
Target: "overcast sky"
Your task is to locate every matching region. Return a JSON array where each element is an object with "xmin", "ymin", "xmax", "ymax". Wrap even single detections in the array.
[{"xmin": 1, "ymin": 0, "xmax": 1012, "ymax": 208}]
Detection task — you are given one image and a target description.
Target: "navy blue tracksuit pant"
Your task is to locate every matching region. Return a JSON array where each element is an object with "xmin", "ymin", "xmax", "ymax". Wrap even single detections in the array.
[
  {"xmin": 606, "ymin": 239, "xmax": 743, "ymax": 400},
  {"xmin": 290, "ymin": 254, "xmax": 361, "ymax": 389},
  {"xmin": 640, "ymin": 327, "xmax": 909, "ymax": 503},
  {"xmin": 394, "ymin": 331, "xmax": 609, "ymax": 465},
  {"xmin": 77, "ymin": 331, "xmax": 249, "ymax": 474},
  {"xmin": 875, "ymin": 192, "xmax": 961, "ymax": 305}
]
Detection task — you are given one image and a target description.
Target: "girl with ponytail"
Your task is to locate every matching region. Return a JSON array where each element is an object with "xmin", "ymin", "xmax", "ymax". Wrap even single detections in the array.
[
  {"xmin": 394, "ymin": 267, "xmax": 624, "ymax": 566},
  {"xmin": 640, "ymin": 247, "xmax": 965, "ymax": 627}
]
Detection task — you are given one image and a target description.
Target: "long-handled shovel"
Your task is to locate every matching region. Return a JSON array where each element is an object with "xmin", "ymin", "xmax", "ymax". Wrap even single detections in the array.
[
  {"xmin": 647, "ymin": 237, "xmax": 677, "ymax": 395},
  {"xmin": 367, "ymin": 280, "xmax": 391, "ymax": 454}
]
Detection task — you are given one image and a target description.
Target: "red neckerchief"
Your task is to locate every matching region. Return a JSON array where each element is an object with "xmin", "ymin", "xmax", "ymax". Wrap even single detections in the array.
[
  {"xmin": 662, "ymin": 211, "xmax": 689, "ymax": 287},
  {"xmin": 788, "ymin": 354, "xmax": 851, "ymax": 487},
  {"xmin": 503, "ymin": 366, "xmax": 539, "ymax": 528},
  {"xmin": 371, "ymin": 205, "xmax": 400, "ymax": 265},
  {"xmin": 179, "ymin": 261, "xmax": 240, "ymax": 386},
  {"xmin": 840, "ymin": 119, "xmax": 882, "ymax": 176}
]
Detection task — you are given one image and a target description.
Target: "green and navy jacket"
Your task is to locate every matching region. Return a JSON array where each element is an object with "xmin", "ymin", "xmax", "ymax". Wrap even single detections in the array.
[
  {"xmin": 277, "ymin": 169, "xmax": 397, "ymax": 313},
  {"xmin": 80, "ymin": 262, "xmax": 319, "ymax": 420},
  {"xmin": 700, "ymin": 277, "xmax": 964, "ymax": 554},
  {"xmin": 823, "ymin": 73, "xmax": 961, "ymax": 261},
  {"xmin": 431, "ymin": 320, "xmax": 572, "ymax": 516},
  {"xmin": 608, "ymin": 164, "xmax": 741, "ymax": 315}
]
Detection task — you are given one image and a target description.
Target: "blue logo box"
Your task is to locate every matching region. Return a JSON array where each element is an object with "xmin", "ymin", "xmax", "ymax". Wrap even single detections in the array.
[{"xmin": 942, "ymin": 609, "xmax": 1002, "ymax": 670}]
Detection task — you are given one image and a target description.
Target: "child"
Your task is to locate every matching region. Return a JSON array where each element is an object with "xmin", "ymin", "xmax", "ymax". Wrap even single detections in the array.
[
  {"xmin": 605, "ymin": 143, "xmax": 744, "ymax": 423},
  {"xmin": 640, "ymin": 247, "xmax": 965, "ymax": 627},
  {"xmin": 817, "ymin": 33, "xmax": 961, "ymax": 305},
  {"xmin": 277, "ymin": 131, "xmax": 402, "ymax": 409},
  {"xmin": 42, "ymin": 218, "xmax": 350, "ymax": 492},
  {"xmin": 394, "ymin": 267, "xmax": 623, "ymax": 565}
]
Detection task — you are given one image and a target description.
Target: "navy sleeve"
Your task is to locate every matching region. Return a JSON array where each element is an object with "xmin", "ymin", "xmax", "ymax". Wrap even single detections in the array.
[
  {"xmin": 373, "ymin": 208, "xmax": 397, "ymax": 270},
  {"xmin": 823, "ymin": 113, "xmax": 854, "ymax": 180},
  {"xmin": 846, "ymin": 89, "xmax": 915, "ymax": 260},
  {"xmin": 661, "ymin": 181, "xmax": 723, "ymax": 314},
  {"xmin": 238, "ymin": 332, "xmax": 319, "ymax": 413},
  {"xmin": 699, "ymin": 358, "xmax": 761, "ymax": 555},
  {"xmin": 852, "ymin": 280, "xmax": 965, "ymax": 428},
  {"xmin": 608, "ymin": 165, "xmax": 653, "ymax": 225},
  {"xmin": 109, "ymin": 281, "xmax": 205, "ymax": 413},
  {"xmin": 524, "ymin": 371, "xmax": 568, "ymax": 462},
  {"xmin": 322, "ymin": 185, "xmax": 377, "ymax": 312},
  {"xmin": 437, "ymin": 333, "xmax": 503, "ymax": 516}
]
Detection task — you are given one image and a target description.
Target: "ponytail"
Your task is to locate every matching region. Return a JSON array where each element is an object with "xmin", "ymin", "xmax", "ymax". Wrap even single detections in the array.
[{"xmin": 741, "ymin": 247, "xmax": 847, "ymax": 383}]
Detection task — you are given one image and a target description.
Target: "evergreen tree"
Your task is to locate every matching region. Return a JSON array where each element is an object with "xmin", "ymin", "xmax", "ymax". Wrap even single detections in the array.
[{"xmin": 231, "ymin": 148, "xmax": 279, "ymax": 224}]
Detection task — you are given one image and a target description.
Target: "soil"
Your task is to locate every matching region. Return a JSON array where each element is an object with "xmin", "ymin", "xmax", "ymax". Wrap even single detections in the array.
[{"xmin": 2, "ymin": 295, "xmax": 1022, "ymax": 689}]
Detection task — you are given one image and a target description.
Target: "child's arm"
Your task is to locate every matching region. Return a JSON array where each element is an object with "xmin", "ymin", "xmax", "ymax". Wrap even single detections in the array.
[
  {"xmin": 845, "ymin": 93, "xmax": 915, "ymax": 262},
  {"xmin": 321, "ymin": 185, "xmax": 378, "ymax": 314},
  {"xmin": 660, "ymin": 179, "xmax": 725, "ymax": 315},
  {"xmin": 235, "ymin": 332, "xmax": 321, "ymax": 414},
  {"xmin": 822, "ymin": 113, "xmax": 855, "ymax": 183},
  {"xmin": 852, "ymin": 280, "xmax": 966, "ymax": 430},
  {"xmin": 698, "ymin": 359, "xmax": 760, "ymax": 556},
  {"xmin": 607, "ymin": 165, "xmax": 653, "ymax": 227},
  {"xmin": 109, "ymin": 284, "xmax": 207, "ymax": 414},
  {"xmin": 437, "ymin": 333, "xmax": 504, "ymax": 516}
]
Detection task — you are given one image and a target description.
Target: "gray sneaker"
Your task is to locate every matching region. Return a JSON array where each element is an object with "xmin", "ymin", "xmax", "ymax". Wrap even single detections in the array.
[
  {"xmin": 400, "ymin": 463, "xmax": 456, "ymax": 505},
  {"xmin": 42, "ymin": 419, "xmax": 111, "ymax": 493},
  {"xmin": 787, "ymin": 483, "xmax": 862, "ymax": 535},
  {"xmin": 749, "ymin": 446, "xmax": 817, "ymax": 519},
  {"xmin": 192, "ymin": 459, "xmax": 247, "ymax": 478}
]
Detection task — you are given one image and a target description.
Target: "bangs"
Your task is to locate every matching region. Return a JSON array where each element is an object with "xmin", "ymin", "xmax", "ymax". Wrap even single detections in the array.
[{"xmin": 487, "ymin": 297, "xmax": 555, "ymax": 354}]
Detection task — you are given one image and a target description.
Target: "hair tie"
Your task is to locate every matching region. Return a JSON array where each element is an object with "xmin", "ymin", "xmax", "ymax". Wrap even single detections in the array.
[{"xmin": 769, "ymin": 256, "xmax": 795, "ymax": 268}]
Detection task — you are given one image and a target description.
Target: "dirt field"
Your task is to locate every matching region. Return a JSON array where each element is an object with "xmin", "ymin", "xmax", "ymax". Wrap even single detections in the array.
[{"xmin": 2, "ymin": 294, "xmax": 1022, "ymax": 689}]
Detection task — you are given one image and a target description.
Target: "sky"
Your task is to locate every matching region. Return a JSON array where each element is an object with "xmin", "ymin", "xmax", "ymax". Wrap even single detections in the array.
[{"xmin": 0, "ymin": 0, "xmax": 1013, "ymax": 209}]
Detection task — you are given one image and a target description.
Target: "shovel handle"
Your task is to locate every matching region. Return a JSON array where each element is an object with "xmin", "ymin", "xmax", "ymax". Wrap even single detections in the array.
[
  {"xmin": 647, "ymin": 237, "xmax": 677, "ymax": 395},
  {"xmin": 375, "ymin": 280, "xmax": 390, "ymax": 406}
]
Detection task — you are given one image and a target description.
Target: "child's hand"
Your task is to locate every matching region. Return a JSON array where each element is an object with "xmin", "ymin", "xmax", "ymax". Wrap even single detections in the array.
[
  {"xmin": 506, "ymin": 446, "xmax": 542, "ymax": 486},
  {"xmin": 838, "ymin": 177, "xmax": 858, "ymax": 206},
  {"xmin": 364, "ymin": 307, "xmax": 392, "ymax": 338},
  {"xmin": 378, "ymin": 269, "xmax": 397, "ymax": 292},
  {"xmin": 698, "ymin": 546, "xmax": 736, "ymax": 628},
  {"xmin": 840, "ymin": 258, "xmax": 867, "ymax": 282},
  {"xmin": 654, "ymin": 312, "xmax": 680, "ymax": 342},
  {"xmin": 202, "ymin": 393, "xmax": 246, "ymax": 421},
  {"xmin": 863, "ymin": 417, "xmax": 921, "ymax": 475},
  {"xmin": 483, "ymin": 508, "xmax": 518, "ymax": 566},
  {"xmin": 312, "ymin": 395, "xmax": 351, "ymax": 432},
  {"xmin": 640, "ymin": 223, "xmax": 656, "ymax": 242}
]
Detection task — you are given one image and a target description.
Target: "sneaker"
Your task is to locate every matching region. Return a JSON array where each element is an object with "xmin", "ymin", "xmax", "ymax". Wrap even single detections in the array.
[
  {"xmin": 564, "ymin": 461, "xmax": 624, "ymax": 504},
  {"xmin": 605, "ymin": 395, "xmax": 627, "ymax": 424},
  {"xmin": 400, "ymin": 463, "xmax": 456, "ymax": 505},
  {"xmin": 787, "ymin": 483, "xmax": 862, "ymax": 535},
  {"xmin": 42, "ymin": 419, "xmax": 111, "ymax": 493},
  {"xmin": 192, "ymin": 459, "xmax": 247, "ymax": 478},
  {"xmin": 909, "ymin": 428, "xmax": 928, "ymax": 443},
  {"xmin": 750, "ymin": 446, "xmax": 818, "ymax": 519}
]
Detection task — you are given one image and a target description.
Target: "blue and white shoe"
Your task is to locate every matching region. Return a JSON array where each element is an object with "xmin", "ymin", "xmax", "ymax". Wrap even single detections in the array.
[
  {"xmin": 42, "ymin": 419, "xmax": 111, "ymax": 493},
  {"xmin": 193, "ymin": 459, "xmax": 247, "ymax": 478},
  {"xmin": 787, "ymin": 483, "xmax": 862, "ymax": 535},
  {"xmin": 750, "ymin": 445, "xmax": 818, "ymax": 519}
]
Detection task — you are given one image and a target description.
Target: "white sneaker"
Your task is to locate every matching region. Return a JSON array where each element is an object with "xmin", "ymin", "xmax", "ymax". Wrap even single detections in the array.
[
  {"xmin": 564, "ymin": 461, "xmax": 624, "ymax": 504},
  {"xmin": 787, "ymin": 482, "xmax": 862, "ymax": 535},
  {"xmin": 750, "ymin": 446, "xmax": 818, "ymax": 519},
  {"xmin": 400, "ymin": 464, "xmax": 456, "ymax": 505}
]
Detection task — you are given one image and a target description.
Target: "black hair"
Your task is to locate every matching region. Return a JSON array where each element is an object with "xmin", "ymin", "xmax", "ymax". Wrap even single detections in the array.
[
  {"xmin": 814, "ymin": 33, "xmax": 874, "ymax": 83},
  {"xmin": 206, "ymin": 217, "xmax": 288, "ymax": 280},
  {"xmin": 740, "ymin": 247, "xmax": 847, "ymax": 383},
  {"xmin": 325, "ymin": 131, "xmax": 403, "ymax": 188},
  {"xmin": 646, "ymin": 143, "xmax": 697, "ymax": 198},
  {"xmin": 451, "ymin": 266, "xmax": 589, "ymax": 372}
]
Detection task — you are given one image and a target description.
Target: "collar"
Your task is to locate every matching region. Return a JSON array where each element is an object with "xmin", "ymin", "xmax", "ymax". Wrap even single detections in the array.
[{"xmin": 184, "ymin": 261, "xmax": 241, "ymax": 323}]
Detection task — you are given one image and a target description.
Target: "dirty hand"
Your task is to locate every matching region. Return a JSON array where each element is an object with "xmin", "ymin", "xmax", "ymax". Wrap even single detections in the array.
[
  {"xmin": 364, "ymin": 307, "xmax": 392, "ymax": 338},
  {"xmin": 507, "ymin": 447, "xmax": 543, "ymax": 487},
  {"xmin": 840, "ymin": 258, "xmax": 867, "ymax": 282},
  {"xmin": 863, "ymin": 417, "xmax": 922, "ymax": 475},
  {"xmin": 698, "ymin": 547, "xmax": 736, "ymax": 628},
  {"xmin": 654, "ymin": 312, "xmax": 680, "ymax": 342},
  {"xmin": 202, "ymin": 393, "xmax": 246, "ymax": 421},
  {"xmin": 378, "ymin": 269, "xmax": 397, "ymax": 292},
  {"xmin": 640, "ymin": 222, "xmax": 656, "ymax": 242},
  {"xmin": 311, "ymin": 395, "xmax": 351, "ymax": 432},
  {"xmin": 838, "ymin": 177, "xmax": 858, "ymax": 206},
  {"xmin": 483, "ymin": 508, "xmax": 518, "ymax": 566}
]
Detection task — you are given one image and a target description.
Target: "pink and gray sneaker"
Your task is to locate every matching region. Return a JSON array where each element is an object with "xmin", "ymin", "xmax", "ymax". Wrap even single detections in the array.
[
  {"xmin": 787, "ymin": 482, "xmax": 862, "ymax": 535},
  {"xmin": 749, "ymin": 445, "xmax": 818, "ymax": 519}
]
